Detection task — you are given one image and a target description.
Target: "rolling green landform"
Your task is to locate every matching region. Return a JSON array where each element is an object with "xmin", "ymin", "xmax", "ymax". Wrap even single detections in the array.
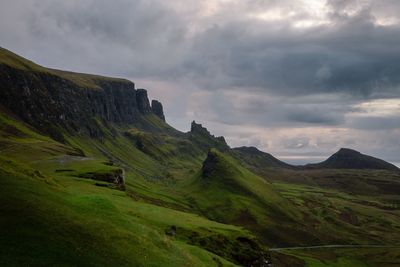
[{"xmin": 1, "ymin": 47, "xmax": 400, "ymax": 266}]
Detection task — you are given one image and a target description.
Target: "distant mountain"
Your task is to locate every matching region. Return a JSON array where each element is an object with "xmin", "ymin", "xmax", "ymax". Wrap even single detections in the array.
[
  {"xmin": 232, "ymin": 146, "xmax": 294, "ymax": 169},
  {"xmin": 306, "ymin": 148, "xmax": 399, "ymax": 171}
]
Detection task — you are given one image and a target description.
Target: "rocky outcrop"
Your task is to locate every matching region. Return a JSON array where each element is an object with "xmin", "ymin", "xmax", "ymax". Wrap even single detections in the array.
[
  {"xmin": 0, "ymin": 63, "xmax": 165, "ymax": 140},
  {"xmin": 190, "ymin": 121, "xmax": 229, "ymax": 151},
  {"xmin": 151, "ymin": 100, "xmax": 165, "ymax": 121},
  {"xmin": 202, "ymin": 149, "xmax": 220, "ymax": 178},
  {"xmin": 136, "ymin": 88, "xmax": 152, "ymax": 114},
  {"xmin": 79, "ymin": 168, "xmax": 125, "ymax": 190}
]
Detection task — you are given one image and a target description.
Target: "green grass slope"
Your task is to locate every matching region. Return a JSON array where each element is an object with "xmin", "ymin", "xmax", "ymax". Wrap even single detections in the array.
[
  {"xmin": 2, "ymin": 107, "xmax": 400, "ymax": 265},
  {"xmin": 181, "ymin": 149, "xmax": 316, "ymax": 246},
  {"xmin": 0, "ymin": 47, "xmax": 130, "ymax": 89},
  {"xmin": 0, "ymin": 111, "xmax": 264, "ymax": 266}
]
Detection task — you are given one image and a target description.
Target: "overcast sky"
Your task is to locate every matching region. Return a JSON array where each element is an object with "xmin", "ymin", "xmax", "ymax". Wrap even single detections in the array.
[{"xmin": 1, "ymin": 0, "xmax": 399, "ymax": 165}]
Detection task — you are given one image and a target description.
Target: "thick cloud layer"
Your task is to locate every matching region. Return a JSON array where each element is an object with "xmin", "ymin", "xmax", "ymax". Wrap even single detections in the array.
[{"xmin": 1, "ymin": 0, "xmax": 399, "ymax": 165}]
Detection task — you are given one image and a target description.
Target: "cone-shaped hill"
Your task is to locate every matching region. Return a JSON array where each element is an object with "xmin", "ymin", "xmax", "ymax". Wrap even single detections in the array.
[{"xmin": 306, "ymin": 148, "xmax": 399, "ymax": 171}]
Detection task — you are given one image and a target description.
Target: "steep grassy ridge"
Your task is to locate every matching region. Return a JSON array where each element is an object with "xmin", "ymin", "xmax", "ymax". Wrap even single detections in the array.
[
  {"xmin": 0, "ymin": 112, "xmax": 265, "ymax": 266},
  {"xmin": 181, "ymin": 149, "xmax": 314, "ymax": 246},
  {"xmin": 232, "ymin": 146, "xmax": 295, "ymax": 170}
]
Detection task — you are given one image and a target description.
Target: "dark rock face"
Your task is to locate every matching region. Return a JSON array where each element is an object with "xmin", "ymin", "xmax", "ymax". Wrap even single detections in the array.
[
  {"xmin": 190, "ymin": 121, "xmax": 211, "ymax": 135},
  {"xmin": 190, "ymin": 121, "xmax": 229, "ymax": 151},
  {"xmin": 0, "ymin": 65, "xmax": 165, "ymax": 139},
  {"xmin": 136, "ymin": 88, "xmax": 152, "ymax": 114},
  {"xmin": 202, "ymin": 150, "xmax": 219, "ymax": 178},
  {"xmin": 151, "ymin": 100, "xmax": 165, "ymax": 121},
  {"xmin": 80, "ymin": 168, "xmax": 125, "ymax": 190}
]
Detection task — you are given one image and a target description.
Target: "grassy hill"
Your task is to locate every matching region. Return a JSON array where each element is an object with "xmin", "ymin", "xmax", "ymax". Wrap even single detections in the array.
[
  {"xmin": 0, "ymin": 111, "xmax": 267, "ymax": 266},
  {"xmin": 1, "ymin": 47, "xmax": 400, "ymax": 266},
  {"xmin": 306, "ymin": 148, "xmax": 399, "ymax": 172}
]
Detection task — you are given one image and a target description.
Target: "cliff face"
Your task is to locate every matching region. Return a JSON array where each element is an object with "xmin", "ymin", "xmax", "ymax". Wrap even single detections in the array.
[
  {"xmin": 151, "ymin": 100, "xmax": 165, "ymax": 122},
  {"xmin": 0, "ymin": 64, "xmax": 165, "ymax": 140},
  {"xmin": 136, "ymin": 88, "xmax": 152, "ymax": 114}
]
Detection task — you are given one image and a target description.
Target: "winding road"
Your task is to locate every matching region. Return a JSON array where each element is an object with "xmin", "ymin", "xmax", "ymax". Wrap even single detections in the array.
[{"xmin": 269, "ymin": 244, "xmax": 400, "ymax": 251}]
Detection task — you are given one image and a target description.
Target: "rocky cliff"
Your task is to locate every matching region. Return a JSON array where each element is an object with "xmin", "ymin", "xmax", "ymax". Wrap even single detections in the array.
[
  {"xmin": 189, "ymin": 121, "xmax": 229, "ymax": 151},
  {"xmin": 0, "ymin": 48, "xmax": 166, "ymax": 140},
  {"xmin": 151, "ymin": 100, "xmax": 165, "ymax": 121}
]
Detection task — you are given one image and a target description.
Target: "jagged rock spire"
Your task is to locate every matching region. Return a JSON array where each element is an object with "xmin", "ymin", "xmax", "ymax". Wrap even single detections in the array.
[{"xmin": 151, "ymin": 100, "xmax": 165, "ymax": 121}]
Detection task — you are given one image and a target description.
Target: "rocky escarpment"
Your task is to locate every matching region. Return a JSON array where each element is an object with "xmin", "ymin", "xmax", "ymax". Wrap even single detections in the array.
[
  {"xmin": 0, "ymin": 55, "xmax": 166, "ymax": 141},
  {"xmin": 190, "ymin": 121, "xmax": 229, "ymax": 151},
  {"xmin": 151, "ymin": 100, "xmax": 165, "ymax": 121},
  {"xmin": 136, "ymin": 88, "xmax": 152, "ymax": 114}
]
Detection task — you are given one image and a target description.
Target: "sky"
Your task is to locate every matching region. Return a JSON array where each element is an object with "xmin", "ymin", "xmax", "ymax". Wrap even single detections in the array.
[{"xmin": 1, "ymin": 0, "xmax": 399, "ymax": 165}]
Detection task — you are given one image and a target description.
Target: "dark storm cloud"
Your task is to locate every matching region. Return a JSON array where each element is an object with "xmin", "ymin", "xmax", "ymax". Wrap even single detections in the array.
[
  {"xmin": 348, "ymin": 116, "xmax": 400, "ymax": 130},
  {"xmin": 191, "ymin": 92, "xmax": 358, "ymax": 127},
  {"xmin": 2, "ymin": 0, "xmax": 400, "ymax": 97},
  {"xmin": 2, "ymin": 0, "xmax": 400, "ymax": 99},
  {"xmin": 0, "ymin": 0, "xmax": 190, "ymax": 78},
  {"xmin": 185, "ymin": 12, "xmax": 400, "ymax": 98},
  {"xmin": 286, "ymin": 109, "xmax": 343, "ymax": 125}
]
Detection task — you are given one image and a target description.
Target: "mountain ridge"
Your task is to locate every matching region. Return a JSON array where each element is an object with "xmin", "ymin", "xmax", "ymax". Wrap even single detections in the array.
[{"xmin": 232, "ymin": 146, "xmax": 295, "ymax": 170}]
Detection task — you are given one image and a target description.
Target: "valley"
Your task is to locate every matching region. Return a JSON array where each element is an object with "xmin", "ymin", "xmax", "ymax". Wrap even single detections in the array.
[{"xmin": 1, "ymin": 47, "xmax": 400, "ymax": 266}]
